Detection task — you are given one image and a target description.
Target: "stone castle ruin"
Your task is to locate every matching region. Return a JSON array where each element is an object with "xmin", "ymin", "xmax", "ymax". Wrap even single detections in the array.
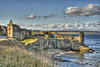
[
  {"xmin": 6, "ymin": 19, "xmax": 85, "ymax": 50},
  {"xmin": 7, "ymin": 19, "xmax": 31, "ymax": 40},
  {"xmin": 7, "ymin": 19, "xmax": 84, "ymax": 44},
  {"xmin": 32, "ymin": 31, "xmax": 85, "ymax": 50},
  {"xmin": 55, "ymin": 32, "xmax": 84, "ymax": 44},
  {"xmin": 0, "ymin": 19, "xmax": 87, "ymax": 51},
  {"xmin": 34, "ymin": 33, "xmax": 85, "ymax": 50}
]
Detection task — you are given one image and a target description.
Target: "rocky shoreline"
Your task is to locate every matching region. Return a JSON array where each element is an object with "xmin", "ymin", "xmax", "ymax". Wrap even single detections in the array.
[{"xmin": 47, "ymin": 49, "xmax": 99, "ymax": 67}]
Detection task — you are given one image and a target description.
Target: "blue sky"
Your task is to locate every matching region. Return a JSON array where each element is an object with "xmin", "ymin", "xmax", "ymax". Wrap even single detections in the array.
[{"xmin": 0, "ymin": 0, "xmax": 100, "ymax": 25}]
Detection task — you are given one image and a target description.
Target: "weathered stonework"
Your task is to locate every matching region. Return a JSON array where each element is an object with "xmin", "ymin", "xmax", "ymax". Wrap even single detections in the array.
[
  {"xmin": 7, "ymin": 19, "xmax": 32, "ymax": 40},
  {"xmin": 0, "ymin": 25, "xmax": 7, "ymax": 35},
  {"xmin": 79, "ymin": 32, "xmax": 84, "ymax": 44},
  {"xmin": 35, "ymin": 37, "xmax": 85, "ymax": 50},
  {"xmin": 55, "ymin": 32, "xmax": 84, "ymax": 44},
  {"xmin": 6, "ymin": 19, "xmax": 84, "ymax": 45},
  {"xmin": 7, "ymin": 19, "xmax": 13, "ymax": 38}
]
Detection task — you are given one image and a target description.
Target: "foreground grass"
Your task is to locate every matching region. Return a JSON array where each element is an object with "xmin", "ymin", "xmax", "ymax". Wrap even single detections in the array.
[{"xmin": 0, "ymin": 45, "xmax": 52, "ymax": 67}]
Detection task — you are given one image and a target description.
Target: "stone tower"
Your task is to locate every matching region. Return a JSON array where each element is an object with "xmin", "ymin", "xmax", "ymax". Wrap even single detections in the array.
[
  {"xmin": 79, "ymin": 32, "xmax": 84, "ymax": 44},
  {"xmin": 7, "ymin": 19, "xmax": 13, "ymax": 37}
]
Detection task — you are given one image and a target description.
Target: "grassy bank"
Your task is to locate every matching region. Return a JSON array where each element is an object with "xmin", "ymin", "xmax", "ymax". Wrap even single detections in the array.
[{"xmin": 0, "ymin": 45, "xmax": 52, "ymax": 67}]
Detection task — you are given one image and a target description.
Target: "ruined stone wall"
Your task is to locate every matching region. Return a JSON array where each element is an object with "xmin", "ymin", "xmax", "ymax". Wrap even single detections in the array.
[
  {"xmin": 55, "ymin": 32, "xmax": 84, "ymax": 44},
  {"xmin": 36, "ymin": 37, "xmax": 86, "ymax": 51},
  {"xmin": 55, "ymin": 34, "xmax": 73, "ymax": 40},
  {"xmin": 13, "ymin": 25, "xmax": 21, "ymax": 39},
  {"xmin": 79, "ymin": 32, "xmax": 84, "ymax": 44},
  {"xmin": 73, "ymin": 32, "xmax": 84, "ymax": 44},
  {"xmin": 73, "ymin": 37, "xmax": 79, "ymax": 41},
  {"xmin": 0, "ymin": 26, "xmax": 7, "ymax": 35},
  {"xmin": 37, "ymin": 37, "xmax": 72, "ymax": 50},
  {"xmin": 26, "ymin": 30, "xmax": 31, "ymax": 35},
  {"xmin": 31, "ymin": 31, "xmax": 34, "ymax": 36}
]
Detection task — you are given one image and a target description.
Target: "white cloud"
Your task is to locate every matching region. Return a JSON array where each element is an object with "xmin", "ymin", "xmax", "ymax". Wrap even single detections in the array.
[
  {"xmin": 25, "ymin": 14, "xmax": 36, "ymax": 19},
  {"xmin": 74, "ymin": 23, "xmax": 80, "ymax": 27},
  {"xmin": 65, "ymin": 4, "xmax": 100, "ymax": 16},
  {"xmin": 18, "ymin": 22, "xmax": 100, "ymax": 31}
]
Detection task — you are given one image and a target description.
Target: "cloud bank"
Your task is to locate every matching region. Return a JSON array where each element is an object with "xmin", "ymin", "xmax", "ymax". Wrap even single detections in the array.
[
  {"xmin": 0, "ymin": 21, "xmax": 8, "ymax": 26},
  {"xmin": 0, "ymin": 21, "xmax": 8, "ymax": 24},
  {"xmin": 18, "ymin": 22, "xmax": 100, "ymax": 31},
  {"xmin": 64, "ymin": 4, "xmax": 100, "ymax": 16}
]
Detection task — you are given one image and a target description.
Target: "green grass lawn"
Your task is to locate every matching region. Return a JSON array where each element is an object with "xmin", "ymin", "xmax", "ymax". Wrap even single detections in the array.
[{"xmin": 20, "ymin": 37, "xmax": 37, "ymax": 45}]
